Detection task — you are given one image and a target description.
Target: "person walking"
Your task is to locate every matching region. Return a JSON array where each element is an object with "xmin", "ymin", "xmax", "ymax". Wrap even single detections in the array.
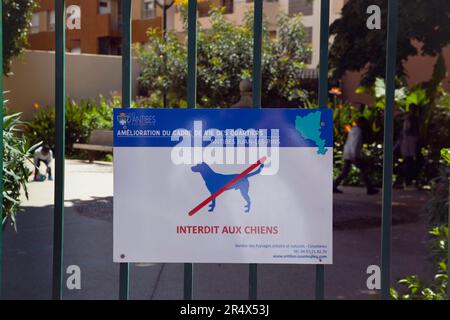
[{"xmin": 334, "ymin": 117, "xmax": 379, "ymax": 195}]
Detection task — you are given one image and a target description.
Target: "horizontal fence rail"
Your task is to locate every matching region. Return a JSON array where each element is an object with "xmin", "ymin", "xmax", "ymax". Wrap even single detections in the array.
[{"xmin": 0, "ymin": 0, "xmax": 401, "ymax": 300}]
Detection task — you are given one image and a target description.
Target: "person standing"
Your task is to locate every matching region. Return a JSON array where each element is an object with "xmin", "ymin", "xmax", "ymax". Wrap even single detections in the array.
[
  {"xmin": 395, "ymin": 109, "xmax": 420, "ymax": 188},
  {"xmin": 334, "ymin": 117, "xmax": 379, "ymax": 195}
]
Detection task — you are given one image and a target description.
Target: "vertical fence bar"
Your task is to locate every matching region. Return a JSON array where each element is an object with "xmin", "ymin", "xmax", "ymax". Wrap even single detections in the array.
[
  {"xmin": 119, "ymin": 0, "xmax": 132, "ymax": 301},
  {"xmin": 184, "ymin": 0, "xmax": 197, "ymax": 301},
  {"xmin": 52, "ymin": 0, "xmax": 66, "ymax": 300},
  {"xmin": 381, "ymin": 0, "xmax": 399, "ymax": 300},
  {"xmin": 448, "ymin": 175, "xmax": 450, "ymax": 300},
  {"xmin": 252, "ymin": 0, "xmax": 263, "ymax": 109},
  {"xmin": 249, "ymin": 0, "xmax": 263, "ymax": 301},
  {"xmin": 0, "ymin": 0, "xmax": 4, "ymax": 300},
  {"xmin": 187, "ymin": 0, "xmax": 197, "ymax": 110},
  {"xmin": 315, "ymin": 0, "xmax": 330, "ymax": 301}
]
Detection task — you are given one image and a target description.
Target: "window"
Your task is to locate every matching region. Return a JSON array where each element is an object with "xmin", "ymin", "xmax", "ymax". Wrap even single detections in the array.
[
  {"xmin": 48, "ymin": 10, "xmax": 55, "ymax": 31},
  {"xmin": 246, "ymin": 0, "xmax": 279, "ymax": 3},
  {"xmin": 30, "ymin": 13, "xmax": 40, "ymax": 34},
  {"xmin": 199, "ymin": 0, "xmax": 233, "ymax": 17},
  {"xmin": 142, "ymin": 0, "xmax": 156, "ymax": 19},
  {"xmin": 222, "ymin": 0, "xmax": 233, "ymax": 14},
  {"xmin": 99, "ymin": 0, "xmax": 112, "ymax": 15},
  {"xmin": 98, "ymin": 37, "xmax": 121, "ymax": 55},
  {"xmin": 288, "ymin": 0, "xmax": 313, "ymax": 16}
]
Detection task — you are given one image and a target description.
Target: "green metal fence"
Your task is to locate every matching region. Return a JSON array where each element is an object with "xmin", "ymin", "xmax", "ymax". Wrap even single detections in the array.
[
  {"xmin": 0, "ymin": 0, "xmax": 415, "ymax": 300},
  {"xmin": 0, "ymin": 0, "xmax": 3, "ymax": 300}
]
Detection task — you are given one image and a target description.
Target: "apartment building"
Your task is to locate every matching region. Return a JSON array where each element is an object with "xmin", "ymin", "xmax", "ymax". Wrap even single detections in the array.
[
  {"xmin": 28, "ymin": 0, "xmax": 163, "ymax": 55},
  {"xmin": 27, "ymin": 0, "xmax": 345, "ymax": 63}
]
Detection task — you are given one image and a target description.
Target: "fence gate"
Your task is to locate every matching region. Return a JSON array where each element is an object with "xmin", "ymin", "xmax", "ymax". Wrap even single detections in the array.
[{"xmin": 0, "ymin": 0, "xmax": 405, "ymax": 300}]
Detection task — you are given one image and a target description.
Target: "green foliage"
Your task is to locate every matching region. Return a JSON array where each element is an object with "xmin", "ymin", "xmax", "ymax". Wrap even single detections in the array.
[
  {"xmin": 424, "ymin": 87, "xmax": 450, "ymax": 180},
  {"xmin": 391, "ymin": 226, "xmax": 448, "ymax": 300},
  {"xmin": 356, "ymin": 78, "xmax": 429, "ymax": 111},
  {"xmin": 2, "ymin": 110, "xmax": 39, "ymax": 229},
  {"xmin": 395, "ymin": 143, "xmax": 450, "ymax": 300},
  {"xmin": 196, "ymin": 8, "xmax": 254, "ymax": 106},
  {"xmin": 356, "ymin": 80, "xmax": 450, "ymax": 186},
  {"xmin": 3, "ymin": 0, "xmax": 38, "ymax": 74},
  {"xmin": 26, "ymin": 95, "xmax": 160, "ymax": 159},
  {"xmin": 330, "ymin": 0, "xmax": 450, "ymax": 86},
  {"xmin": 442, "ymin": 149, "xmax": 450, "ymax": 165},
  {"xmin": 427, "ymin": 166, "xmax": 450, "ymax": 226},
  {"xmin": 137, "ymin": 8, "xmax": 312, "ymax": 107},
  {"xmin": 136, "ymin": 28, "xmax": 187, "ymax": 108},
  {"xmin": 331, "ymin": 102, "xmax": 384, "ymax": 186},
  {"xmin": 331, "ymin": 80, "xmax": 450, "ymax": 187},
  {"xmin": 26, "ymin": 97, "xmax": 115, "ymax": 156},
  {"xmin": 264, "ymin": 13, "xmax": 311, "ymax": 102}
]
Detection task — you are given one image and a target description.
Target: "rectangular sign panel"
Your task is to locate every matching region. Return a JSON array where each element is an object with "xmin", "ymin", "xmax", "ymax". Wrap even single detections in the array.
[{"xmin": 114, "ymin": 108, "xmax": 333, "ymax": 264}]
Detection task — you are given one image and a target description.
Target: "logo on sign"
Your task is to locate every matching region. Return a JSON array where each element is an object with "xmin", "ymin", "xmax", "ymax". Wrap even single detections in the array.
[
  {"xmin": 117, "ymin": 112, "xmax": 129, "ymax": 127},
  {"xmin": 116, "ymin": 112, "xmax": 156, "ymax": 128}
]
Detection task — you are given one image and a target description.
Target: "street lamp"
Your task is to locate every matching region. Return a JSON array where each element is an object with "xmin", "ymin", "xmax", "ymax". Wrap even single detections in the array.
[
  {"xmin": 155, "ymin": 0, "xmax": 175, "ymax": 38},
  {"xmin": 155, "ymin": 0, "xmax": 175, "ymax": 108}
]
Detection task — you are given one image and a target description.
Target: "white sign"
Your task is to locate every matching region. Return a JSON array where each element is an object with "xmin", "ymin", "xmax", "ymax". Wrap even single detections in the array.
[{"xmin": 113, "ymin": 108, "xmax": 333, "ymax": 264}]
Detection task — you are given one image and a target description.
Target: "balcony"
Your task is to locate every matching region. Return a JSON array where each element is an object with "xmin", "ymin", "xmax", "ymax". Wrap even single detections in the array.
[
  {"xmin": 132, "ymin": 16, "xmax": 163, "ymax": 43},
  {"xmin": 28, "ymin": 31, "xmax": 55, "ymax": 51}
]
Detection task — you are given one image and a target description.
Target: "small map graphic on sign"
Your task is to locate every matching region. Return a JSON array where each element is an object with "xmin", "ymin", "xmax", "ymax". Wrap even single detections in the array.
[{"xmin": 295, "ymin": 110, "xmax": 327, "ymax": 155}]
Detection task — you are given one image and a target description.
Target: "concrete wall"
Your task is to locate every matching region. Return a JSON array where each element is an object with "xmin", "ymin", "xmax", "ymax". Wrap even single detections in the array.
[{"xmin": 3, "ymin": 50, "xmax": 141, "ymax": 120}]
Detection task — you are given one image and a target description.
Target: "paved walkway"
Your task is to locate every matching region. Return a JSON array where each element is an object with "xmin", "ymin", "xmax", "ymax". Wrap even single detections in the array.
[{"xmin": 3, "ymin": 160, "xmax": 433, "ymax": 300}]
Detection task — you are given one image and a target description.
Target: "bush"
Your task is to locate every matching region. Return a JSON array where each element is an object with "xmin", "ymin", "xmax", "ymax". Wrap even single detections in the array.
[
  {"xmin": 391, "ymin": 226, "xmax": 448, "ymax": 300},
  {"xmin": 137, "ymin": 7, "xmax": 312, "ymax": 107},
  {"xmin": 423, "ymin": 88, "xmax": 450, "ymax": 181},
  {"xmin": 332, "ymin": 81, "xmax": 450, "ymax": 187},
  {"xmin": 26, "ymin": 97, "xmax": 114, "ymax": 157},
  {"xmin": 3, "ymin": 110, "xmax": 39, "ymax": 229},
  {"xmin": 391, "ymin": 150, "xmax": 449, "ymax": 300},
  {"xmin": 330, "ymin": 101, "xmax": 384, "ymax": 187},
  {"xmin": 427, "ymin": 166, "xmax": 450, "ymax": 226}
]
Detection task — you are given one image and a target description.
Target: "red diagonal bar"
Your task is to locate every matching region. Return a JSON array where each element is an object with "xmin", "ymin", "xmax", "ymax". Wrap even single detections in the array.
[{"xmin": 188, "ymin": 157, "xmax": 267, "ymax": 217}]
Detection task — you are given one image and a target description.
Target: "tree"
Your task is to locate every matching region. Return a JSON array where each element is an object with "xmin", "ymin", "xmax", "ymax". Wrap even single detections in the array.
[
  {"xmin": 3, "ymin": 0, "xmax": 38, "ymax": 75},
  {"xmin": 137, "ymin": 7, "xmax": 312, "ymax": 107},
  {"xmin": 329, "ymin": 0, "xmax": 450, "ymax": 86}
]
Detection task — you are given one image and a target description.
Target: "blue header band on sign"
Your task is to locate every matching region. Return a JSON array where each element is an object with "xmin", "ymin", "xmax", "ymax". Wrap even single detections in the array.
[{"xmin": 113, "ymin": 108, "xmax": 333, "ymax": 149}]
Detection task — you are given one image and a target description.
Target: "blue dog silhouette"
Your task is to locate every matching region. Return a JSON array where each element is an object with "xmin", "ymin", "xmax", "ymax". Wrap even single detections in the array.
[{"xmin": 191, "ymin": 162, "xmax": 264, "ymax": 213}]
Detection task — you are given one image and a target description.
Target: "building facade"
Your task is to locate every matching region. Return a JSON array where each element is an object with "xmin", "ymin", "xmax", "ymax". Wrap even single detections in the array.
[
  {"xmin": 28, "ymin": 0, "xmax": 163, "ymax": 55},
  {"xmin": 27, "ymin": 0, "xmax": 345, "ymax": 61}
]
